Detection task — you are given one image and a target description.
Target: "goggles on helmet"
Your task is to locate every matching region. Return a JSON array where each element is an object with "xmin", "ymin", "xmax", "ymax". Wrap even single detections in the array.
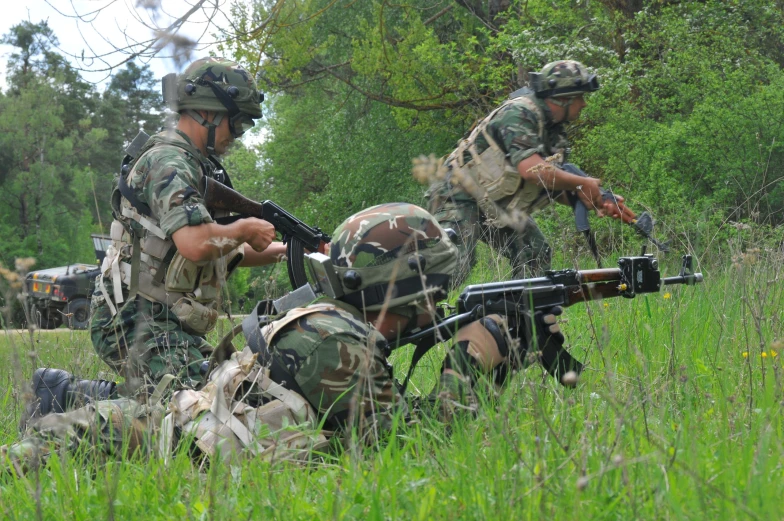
[{"xmin": 530, "ymin": 72, "xmax": 600, "ymax": 98}]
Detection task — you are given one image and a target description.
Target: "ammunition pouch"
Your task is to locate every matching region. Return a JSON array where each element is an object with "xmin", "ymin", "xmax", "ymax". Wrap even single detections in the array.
[{"xmin": 170, "ymin": 297, "xmax": 219, "ymax": 336}]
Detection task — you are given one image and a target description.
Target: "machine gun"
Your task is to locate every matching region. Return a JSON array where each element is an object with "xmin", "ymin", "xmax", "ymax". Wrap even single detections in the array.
[
  {"xmin": 199, "ymin": 176, "xmax": 330, "ymax": 289},
  {"xmin": 394, "ymin": 253, "xmax": 702, "ymax": 390},
  {"xmin": 561, "ymin": 163, "xmax": 671, "ymax": 267}
]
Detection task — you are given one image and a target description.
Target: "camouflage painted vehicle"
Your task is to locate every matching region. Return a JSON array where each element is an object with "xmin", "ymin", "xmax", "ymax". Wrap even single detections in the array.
[{"xmin": 24, "ymin": 235, "xmax": 110, "ymax": 330}]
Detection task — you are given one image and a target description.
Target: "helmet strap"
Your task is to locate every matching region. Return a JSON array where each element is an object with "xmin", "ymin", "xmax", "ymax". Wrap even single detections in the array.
[
  {"xmin": 548, "ymin": 96, "xmax": 575, "ymax": 124},
  {"xmin": 185, "ymin": 109, "xmax": 224, "ymax": 155}
]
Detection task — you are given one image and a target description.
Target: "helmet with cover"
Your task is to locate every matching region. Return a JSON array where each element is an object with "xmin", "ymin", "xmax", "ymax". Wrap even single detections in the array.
[
  {"xmin": 175, "ymin": 57, "xmax": 264, "ymax": 146},
  {"xmin": 529, "ymin": 60, "xmax": 599, "ymax": 99},
  {"xmin": 328, "ymin": 203, "xmax": 458, "ymax": 312}
]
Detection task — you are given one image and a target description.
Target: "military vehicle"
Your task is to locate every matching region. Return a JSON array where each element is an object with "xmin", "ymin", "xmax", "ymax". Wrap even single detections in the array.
[{"xmin": 24, "ymin": 234, "xmax": 110, "ymax": 330}]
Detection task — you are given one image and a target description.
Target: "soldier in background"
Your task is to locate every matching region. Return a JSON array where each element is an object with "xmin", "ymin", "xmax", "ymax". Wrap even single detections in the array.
[
  {"xmin": 23, "ymin": 58, "xmax": 286, "ymax": 423},
  {"xmin": 426, "ymin": 60, "xmax": 628, "ymax": 285}
]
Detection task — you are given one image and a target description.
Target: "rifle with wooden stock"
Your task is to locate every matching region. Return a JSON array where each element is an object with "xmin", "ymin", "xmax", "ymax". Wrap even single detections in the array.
[{"xmin": 396, "ymin": 253, "xmax": 703, "ymax": 390}]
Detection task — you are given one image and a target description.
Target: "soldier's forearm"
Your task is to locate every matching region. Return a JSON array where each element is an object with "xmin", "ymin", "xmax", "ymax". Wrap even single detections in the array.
[
  {"xmin": 239, "ymin": 242, "xmax": 287, "ymax": 267},
  {"xmin": 171, "ymin": 221, "xmax": 251, "ymax": 262},
  {"xmin": 517, "ymin": 155, "xmax": 593, "ymax": 191}
]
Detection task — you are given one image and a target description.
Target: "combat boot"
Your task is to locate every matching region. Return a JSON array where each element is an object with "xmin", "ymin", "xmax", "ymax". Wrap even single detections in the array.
[{"xmin": 18, "ymin": 368, "xmax": 117, "ymax": 431}]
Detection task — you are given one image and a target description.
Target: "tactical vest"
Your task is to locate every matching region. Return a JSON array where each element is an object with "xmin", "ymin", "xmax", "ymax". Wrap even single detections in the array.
[
  {"xmin": 445, "ymin": 93, "xmax": 566, "ymax": 225},
  {"xmin": 161, "ymin": 345, "xmax": 328, "ymax": 463},
  {"xmin": 98, "ymin": 131, "xmax": 244, "ymax": 335}
]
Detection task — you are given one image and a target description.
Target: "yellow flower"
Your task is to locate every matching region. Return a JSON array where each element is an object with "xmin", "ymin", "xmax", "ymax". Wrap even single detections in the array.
[
  {"xmin": 603, "ymin": 302, "xmax": 609, "ymax": 309},
  {"xmin": 742, "ymin": 352, "xmax": 749, "ymax": 358},
  {"xmin": 762, "ymin": 352, "xmax": 768, "ymax": 358},
  {"xmin": 663, "ymin": 292, "xmax": 672, "ymax": 299},
  {"xmin": 772, "ymin": 350, "xmax": 778, "ymax": 358}
]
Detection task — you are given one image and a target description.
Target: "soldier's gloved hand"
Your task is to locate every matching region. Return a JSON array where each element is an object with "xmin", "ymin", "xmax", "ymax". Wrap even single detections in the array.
[
  {"xmin": 514, "ymin": 306, "xmax": 582, "ymax": 387},
  {"xmin": 441, "ymin": 315, "xmax": 511, "ymax": 383}
]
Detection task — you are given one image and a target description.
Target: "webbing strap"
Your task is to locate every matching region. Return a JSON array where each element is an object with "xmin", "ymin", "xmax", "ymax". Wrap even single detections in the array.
[
  {"xmin": 399, "ymin": 340, "xmax": 437, "ymax": 395},
  {"xmin": 120, "ymin": 207, "xmax": 166, "ymax": 240},
  {"xmin": 149, "ymin": 374, "xmax": 176, "ymax": 406},
  {"xmin": 242, "ymin": 301, "xmax": 270, "ymax": 364},
  {"xmin": 118, "ymin": 170, "xmax": 153, "ymax": 217},
  {"xmin": 128, "ymin": 234, "xmax": 141, "ymax": 301},
  {"xmin": 97, "ymin": 273, "xmax": 117, "ymax": 316}
]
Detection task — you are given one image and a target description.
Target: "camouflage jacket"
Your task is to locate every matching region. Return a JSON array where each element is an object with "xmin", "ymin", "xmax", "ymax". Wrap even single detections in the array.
[
  {"xmin": 463, "ymin": 89, "xmax": 570, "ymax": 168},
  {"xmin": 116, "ymin": 129, "xmax": 216, "ymax": 238},
  {"xmin": 96, "ymin": 129, "xmax": 242, "ymax": 334},
  {"xmin": 268, "ymin": 298, "xmax": 407, "ymax": 430}
]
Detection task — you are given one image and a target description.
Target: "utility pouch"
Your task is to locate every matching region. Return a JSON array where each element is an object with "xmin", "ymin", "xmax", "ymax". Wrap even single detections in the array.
[
  {"xmin": 171, "ymin": 297, "xmax": 218, "ymax": 335},
  {"xmin": 164, "ymin": 253, "xmax": 204, "ymax": 293}
]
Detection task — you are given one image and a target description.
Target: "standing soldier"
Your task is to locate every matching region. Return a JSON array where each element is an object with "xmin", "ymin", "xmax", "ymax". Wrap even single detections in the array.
[
  {"xmin": 426, "ymin": 60, "xmax": 629, "ymax": 285},
  {"xmin": 24, "ymin": 58, "xmax": 286, "ymax": 421}
]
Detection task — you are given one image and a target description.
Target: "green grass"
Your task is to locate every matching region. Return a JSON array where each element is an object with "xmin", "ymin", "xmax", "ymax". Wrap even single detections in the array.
[{"xmin": 1, "ymin": 245, "xmax": 783, "ymax": 520}]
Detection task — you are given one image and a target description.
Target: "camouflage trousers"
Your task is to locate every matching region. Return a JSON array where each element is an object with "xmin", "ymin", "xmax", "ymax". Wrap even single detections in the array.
[
  {"xmin": 90, "ymin": 296, "xmax": 213, "ymax": 391},
  {"xmin": 1, "ymin": 398, "xmax": 162, "ymax": 475},
  {"xmin": 427, "ymin": 181, "xmax": 552, "ymax": 287}
]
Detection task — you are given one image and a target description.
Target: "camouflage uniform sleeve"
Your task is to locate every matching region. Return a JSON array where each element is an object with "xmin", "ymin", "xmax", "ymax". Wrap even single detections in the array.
[
  {"xmin": 130, "ymin": 145, "xmax": 214, "ymax": 238},
  {"xmin": 489, "ymin": 101, "xmax": 545, "ymax": 168},
  {"xmin": 272, "ymin": 314, "xmax": 407, "ymax": 432}
]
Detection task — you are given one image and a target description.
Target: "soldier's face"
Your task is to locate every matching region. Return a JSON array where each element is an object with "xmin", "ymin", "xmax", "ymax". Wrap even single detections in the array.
[
  {"xmin": 565, "ymin": 95, "xmax": 587, "ymax": 121},
  {"xmin": 212, "ymin": 114, "xmax": 235, "ymax": 155}
]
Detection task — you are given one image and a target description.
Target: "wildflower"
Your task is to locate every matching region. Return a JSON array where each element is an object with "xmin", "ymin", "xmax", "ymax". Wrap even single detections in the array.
[
  {"xmin": 742, "ymin": 352, "xmax": 749, "ymax": 358},
  {"xmin": 762, "ymin": 352, "xmax": 768, "ymax": 358},
  {"xmin": 663, "ymin": 292, "xmax": 672, "ymax": 299},
  {"xmin": 772, "ymin": 350, "xmax": 778, "ymax": 358},
  {"xmin": 603, "ymin": 302, "xmax": 609, "ymax": 309}
]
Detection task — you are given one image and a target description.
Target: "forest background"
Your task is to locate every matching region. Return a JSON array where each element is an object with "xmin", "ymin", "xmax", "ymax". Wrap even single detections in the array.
[{"xmin": 1, "ymin": 0, "xmax": 783, "ymax": 322}]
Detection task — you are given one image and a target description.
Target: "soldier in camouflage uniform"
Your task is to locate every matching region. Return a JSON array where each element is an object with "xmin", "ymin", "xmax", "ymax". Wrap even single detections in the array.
[
  {"xmin": 2, "ymin": 203, "xmax": 572, "ymax": 473},
  {"xmin": 21, "ymin": 58, "xmax": 287, "ymax": 427},
  {"xmin": 427, "ymin": 60, "xmax": 628, "ymax": 285},
  {"xmin": 261, "ymin": 202, "xmax": 572, "ymax": 436}
]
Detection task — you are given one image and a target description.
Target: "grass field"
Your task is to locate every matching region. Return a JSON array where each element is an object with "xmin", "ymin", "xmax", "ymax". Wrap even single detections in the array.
[{"xmin": 0, "ymin": 246, "xmax": 782, "ymax": 520}]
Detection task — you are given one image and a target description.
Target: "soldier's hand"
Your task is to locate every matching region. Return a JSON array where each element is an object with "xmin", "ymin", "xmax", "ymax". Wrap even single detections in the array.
[
  {"xmin": 243, "ymin": 218, "xmax": 276, "ymax": 252},
  {"xmin": 576, "ymin": 177, "xmax": 605, "ymax": 211},
  {"xmin": 600, "ymin": 193, "xmax": 637, "ymax": 224}
]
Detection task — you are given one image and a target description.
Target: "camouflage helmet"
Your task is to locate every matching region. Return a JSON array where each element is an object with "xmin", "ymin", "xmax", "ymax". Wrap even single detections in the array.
[
  {"xmin": 530, "ymin": 60, "xmax": 599, "ymax": 99},
  {"xmin": 328, "ymin": 203, "xmax": 458, "ymax": 312},
  {"xmin": 173, "ymin": 57, "xmax": 263, "ymax": 139}
]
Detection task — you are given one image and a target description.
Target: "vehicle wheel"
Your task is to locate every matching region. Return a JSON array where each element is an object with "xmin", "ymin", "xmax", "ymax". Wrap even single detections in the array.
[
  {"xmin": 66, "ymin": 298, "xmax": 91, "ymax": 330},
  {"xmin": 31, "ymin": 305, "xmax": 61, "ymax": 330}
]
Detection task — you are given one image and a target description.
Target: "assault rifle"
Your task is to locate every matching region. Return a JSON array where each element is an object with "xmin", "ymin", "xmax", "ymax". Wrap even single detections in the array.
[
  {"xmin": 561, "ymin": 163, "xmax": 671, "ymax": 267},
  {"xmin": 199, "ymin": 176, "xmax": 331, "ymax": 289},
  {"xmin": 395, "ymin": 252, "xmax": 703, "ymax": 390}
]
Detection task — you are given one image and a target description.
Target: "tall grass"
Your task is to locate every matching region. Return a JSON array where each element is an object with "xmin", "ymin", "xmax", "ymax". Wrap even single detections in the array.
[{"xmin": 0, "ymin": 243, "xmax": 782, "ymax": 520}]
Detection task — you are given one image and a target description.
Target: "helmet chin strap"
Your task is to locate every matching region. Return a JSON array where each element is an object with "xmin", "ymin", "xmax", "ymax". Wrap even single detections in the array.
[
  {"xmin": 548, "ymin": 96, "xmax": 576, "ymax": 124},
  {"xmin": 185, "ymin": 109, "xmax": 225, "ymax": 155}
]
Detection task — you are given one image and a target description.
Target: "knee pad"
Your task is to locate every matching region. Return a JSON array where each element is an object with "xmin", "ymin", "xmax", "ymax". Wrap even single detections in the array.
[{"xmin": 448, "ymin": 315, "xmax": 510, "ymax": 374}]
